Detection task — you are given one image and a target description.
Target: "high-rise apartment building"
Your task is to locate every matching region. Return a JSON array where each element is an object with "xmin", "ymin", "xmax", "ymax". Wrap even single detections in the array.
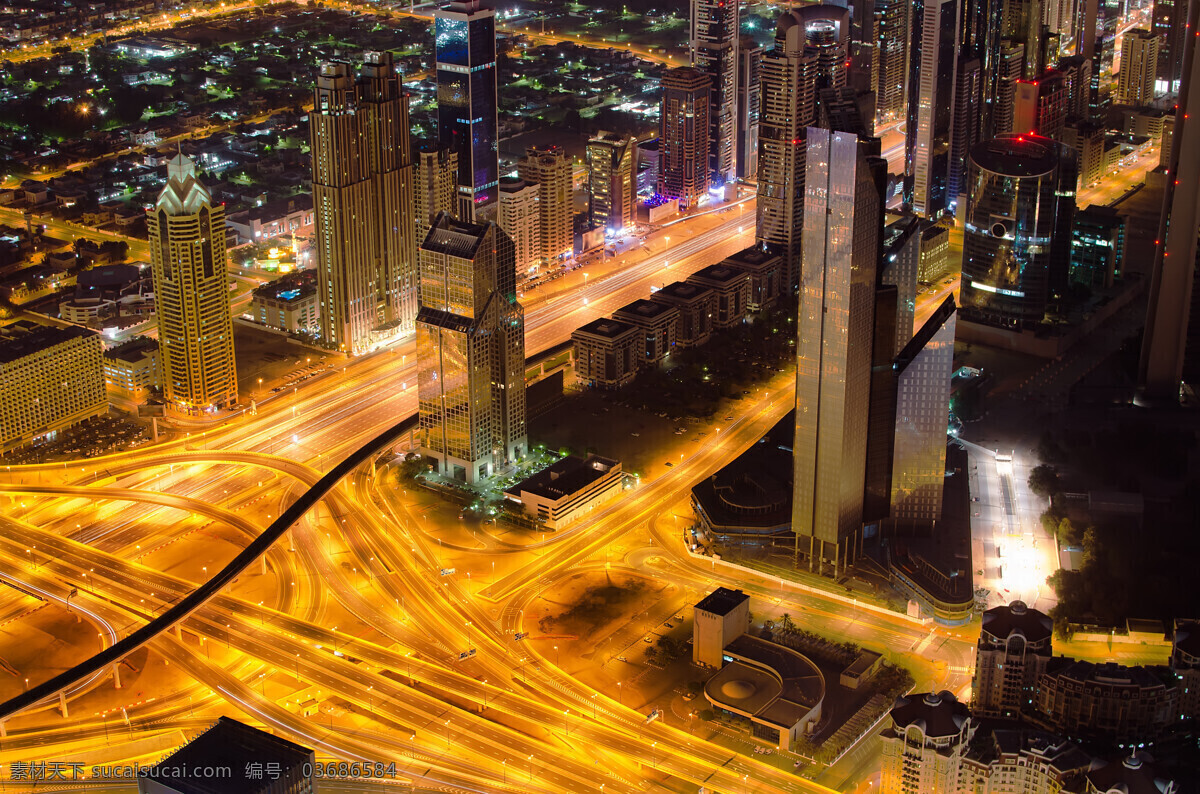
[
  {"xmin": 805, "ymin": 18, "xmax": 848, "ymax": 92},
  {"xmin": 415, "ymin": 144, "xmax": 458, "ymax": 241},
  {"xmin": 880, "ymin": 691, "xmax": 975, "ymax": 794},
  {"xmin": 960, "ymin": 134, "xmax": 1076, "ymax": 328},
  {"xmin": 150, "ymin": 153, "xmax": 238, "ymax": 412},
  {"xmin": 757, "ymin": 10, "xmax": 817, "ymax": 290},
  {"xmin": 1153, "ymin": 0, "xmax": 1186, "ymax": 94},
  {"xmin": 736, "ymin": 39, "xmax": 763, "ymax": 181},
  {"xmin": 891, "ymin": 296, "xmax": 956, "ymax": 522},
  {"xmin": 516, "ymin": 145, "xmax": 574, "ymax": 265},
  {"xmin": 0, "ymin": 322, "xmax": 106, "ymax": 452},
  {"xmin": 1002, "ymin": 0, "xmax": 1044, "ymax": 80},
  {"xmin": 498, "ymin": 177, "xmax": 540, "ymax": 276},
  {"xmin": 1058, "ymin": 55, "xmax": 1094, "ymax": 120},
  {"xmin": 1076, "ymin": 0, "xmax": 1119, "ymax": 114},
  {"xmin": 949, "ymin": 52, "xmax": 983, "ymax": 212},
  {"xmin": 416, "ymin": 214, "xmax": 526, "ymax": 483},
  {"xmin": 972, "ymin": 600, "xmax": 1054, "ymax": 718},
  {"xmin": 791, "ymin": 128, "xmax": 880, "ymax": 576},
  {"xmin": 905, "ymin": 0, "xmax": 960, "ymax": 218},
  {"xmin": 660, "ymin": 67, "xmax": 711, "ymax": 210},
  {"xmin": 689, "ymin": 0, "xmax": 739, "ymax": 185},
  {"xmin": 434, "ymin": 0, "xmax": 499, "ymax": 220},
  {"xmin": 311, "ymin": 54, "xmax": 419, "ymax": 356},
  {"xmin": 874, "ymin": 0, "xmax": 910, "ymax": 124},
  {"xmin": 586, "ymin": 132, "xmax": 638, "ymax": 235},
  {"xmin": 1070, "ymin": 204, "xmax": 1126, "ymax": 288},
  {"xmin": 1138, "ymin": 0, "xmax": 1200, "ymax": 402},
  {"xmin": 1117, "ymin": 29, "xmax": 1160, "ymax": 106},
  {"xmin": 1012, "ymin": 71, "xmax": 1069, "ymax": 139},
  {"xmin": 993, "ymin": 42, "xmax": 1027, "ymax": 136}
]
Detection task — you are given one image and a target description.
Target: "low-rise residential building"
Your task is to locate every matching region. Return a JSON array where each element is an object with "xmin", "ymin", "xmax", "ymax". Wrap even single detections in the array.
[
  {"xmin": 250, "ymin": 271, "xmax": 319, "ymax": 334},
  {"xmin": 103, "ymin": 336, "xmax": 159, "ymax": 403},
  {"xmin": 224, "ymin": 194, "xmax": 313, "ymax": 244},
  {"xmin": 612, "ymin": 299, "xmax": 678, "ymax": 368},
  {"xmin": 650, "ymin": 281, "xmax": 714, "ymax": 348},
  {"xmin": 1034, "ymin": 660, "xmax": 1179, "ymax": 745},
  {"xmin": 721, "ymin": 245, "xmax": 782, "ymax": 311},
  {"xmin": 503, "ymin": 454, "xmax": 622, "ymax": 529},
  {"xmin": 960, "ymin": 729, "xmax": 1092, "ymax": 793},
  {"xmin": 686, "ymin": 263, "xmax": 750, "ymax": 328},
  {"xmin": 572, "ymin": 317, "xmax": 640, "ymax": 390},
  {"xmin": 0, "ymin": 322, "xmax": 107, "ymax": 453}
]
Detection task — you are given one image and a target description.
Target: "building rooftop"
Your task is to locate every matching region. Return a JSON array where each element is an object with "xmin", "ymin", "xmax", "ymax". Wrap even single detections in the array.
[
  {"xmin": 499, "ymin": 177, "xmax": 536, "ymax": 194},
  {"xmin": 573, "ymin": 317, "xmax": 636, "ymax": 340},
  {"xmin": 142, "ymin": 716, "xmax": 311, "ymax": 794},
  {"xmin": 653, "ymin": 281, "xmax": 713, "ymax": 303},
  {"xmin": 506, "ymin": 454, "xmax": 620, "ymax": 502},
  {"xmin": 708, "ymin": 634, "xmax": 825, "ymax": 728},
  {"xmin": 421, "ymin": 213, "xmax": 489, "ymax": 259},
  {"xmin": 0, "ymin": 322, "xmax": 95, "ymax": 365},
  {"xmin": 103, "ymin": 336, "xmax": 158, "ymax": 364},
  {"xmin": 252, "ymin": 269, "xmax": 317, "ymax": 302},
  {"xmin": 980, "ymin": 599, "xmax": 1053, "ymax": 644},
  {"xmin": 721, "ymin": 245, "xmax": 781, "ymax": 271},
  {"xmin": 970, "ymin": 134, "xmax": 1061, "ymax": 178},
  {"xmin": 695, "ymin": 587, "xmax": 749, "ymax": 617},
  {"xmin": 888, "ymin": 691, "xmax": 970, "ymax": 739},
  {"xmin": 614, "ymin": 298, "xmax": 676, "ymax": 321},
  {"xmin": 1086, "ymin": 752, "xmax": 1175, "ymax": 794},
  {"xmin": 895, "ymin": 295, "xmax": 956, "ymax": 374},
  {"xmin": 688, "ymin": 263, "xmax": 749, "ymax": 288}
]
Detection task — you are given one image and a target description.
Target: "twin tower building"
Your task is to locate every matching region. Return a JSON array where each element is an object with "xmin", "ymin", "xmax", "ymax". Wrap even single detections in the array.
[
  {"xmin": 149, "ymin": 3, "xmax": 523, "ymax": 481},
  {"xmin": 310, "ymin": 37, "xmax": 526, "ymax": 483}
]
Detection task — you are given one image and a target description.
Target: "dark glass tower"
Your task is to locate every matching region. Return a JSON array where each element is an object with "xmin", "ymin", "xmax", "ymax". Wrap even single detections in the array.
[
  {"xmin": 960, "ymin": 134, "xmax": 1076, "ymax": 328},
  {"xmin": 434, "ymin": 1, "xmax": 499, "ymax": 221}
]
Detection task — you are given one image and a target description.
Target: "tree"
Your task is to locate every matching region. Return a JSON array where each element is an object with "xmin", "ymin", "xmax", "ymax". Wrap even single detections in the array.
[
  {"xmin": 779, "ymin": 613, "xmax": 795, "ymax": 635},
  {"xmin": 698, "ymin": 709, "xmax": 716, "ymax": 722},
  {"xmin": 1028, "ymin": 465, "xmax": 1061, "ymax": 499}
]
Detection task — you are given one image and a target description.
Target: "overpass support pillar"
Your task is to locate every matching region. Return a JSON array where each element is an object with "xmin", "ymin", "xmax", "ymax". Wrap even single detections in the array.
[
  {"xmin": 261, "ymin": 555, "xmax": 267, "ymax": 576},
  {"xmin": 58, "ymin": 691, "xmax": 68, "ymax": 718},
  {"xmin": 174, "ymin": 624, "xmax": 182, "ymax": 640},
  {"xmin": 112, "ymin": 663, "xmax": 121, "ymax": 690},
  {"xmin": 0, "ymin": 719, "xmax": 6, "ymax": 737}
]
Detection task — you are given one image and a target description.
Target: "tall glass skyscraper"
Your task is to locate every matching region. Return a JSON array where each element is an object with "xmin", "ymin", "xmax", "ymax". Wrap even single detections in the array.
[
  {"xmin": 905, "ymin": 0, "xmax": 959, "ymax": 218},
  {"xmin": 791, "ymin": 128, "xmax": 880, "ymax": 576},
  {"xmin": 416, "ymin": 214, "xmax": 526, "ymax": 483},
  {"xmin": 434, "ymin": 1, "xmax": 499, "ymax": 221},
  {"xmin": 150, "ymin": 153, "xmax": 238, "ymax": 413},
  {"xmin": 960, "ymin": 134, "xmax": 1076, "ymax": 328},
  {"xmin": 891, "ymin": 296, "xmax": 957, "ymax": 522}
]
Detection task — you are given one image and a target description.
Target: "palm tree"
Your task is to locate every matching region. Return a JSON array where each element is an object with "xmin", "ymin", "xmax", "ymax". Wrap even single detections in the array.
[{"xmin": 780, "ymin": 613, "xmax": 795, "ymax": 635}]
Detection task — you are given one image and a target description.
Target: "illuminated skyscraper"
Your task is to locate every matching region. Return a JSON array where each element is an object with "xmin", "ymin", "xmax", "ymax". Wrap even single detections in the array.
[
  {"xmin": 1153, "ymin": 0, "xmax": 1186, "ymax": 94},
  {"xmin": 517, "ymin": 145, "xmax": 574, "ymax": 265},
  {"xmin": 311, "ymin": 54, "xmax": 418, "ymax": 355},
  {"xmin": 1011, "ymin": 72, "xmax": 1069, "ymax": 139},
  {"xmin": 660, "ymin": 67, "xmax": 711, "ymax": 209},
  {"xmin": 960, "ymin": 134, "xmax": 1076, "ymax": 328},
  {"xmin": 874, "ymin": 0, "xmax": 910, "ymax": 124},
  {"xmin": 689, "ymin": 0, "xmax": 739, "ymax": 185},
  {"xmin": 757, "ymin": 10, "xmax": 817, "ymax": 290},
  {"xmin": 905, "ymin": 0, "xmax": 960, "ymax": 218},
  {"xmin": 150, "ymin": 153, "xmax": 237, "ymax": 413},
  {"xmin": 1139, "ymin": 0, "xmax": 1200, "ymax": 402},
  {"xmin": 435, "ymin": 0, "xmax": 499, "ymax": 220},
  {"xmin": 1075, "ymin": 0, "xmax": 1119, "ymax": 114},
  {"xmin": 415, "ymin": 144, "xmax": 458, "ymax": 241},
  {"xmin": 791, "ymin": 128, "xmax": 880, "ymax": 576},
  {"xmin": 1117, "ymin": 29, "xmax": 1160, "ymax": 107},
  {"xmin": 890, "ymin": 295, "xmax": 956, "ymax": 522},
  {"xmin": 587, "ymin": 132, "xmax": 638, "ymax": 234},
  {"xmin": 498, "ymin": 177, "xmax": 540, "ymax": 276},
  {"xmin": 736, "ymin": 38, "xmax": 763, "ymax": 181},
  {"xmin": 416, "ymin": 214, "xmax": 526, "ymax": 483}
]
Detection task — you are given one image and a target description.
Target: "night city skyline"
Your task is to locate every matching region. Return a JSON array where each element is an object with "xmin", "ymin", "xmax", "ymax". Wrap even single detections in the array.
[{"xmin": 0, "ymin": 0, "xmax": 1196, "ymax": 791}]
